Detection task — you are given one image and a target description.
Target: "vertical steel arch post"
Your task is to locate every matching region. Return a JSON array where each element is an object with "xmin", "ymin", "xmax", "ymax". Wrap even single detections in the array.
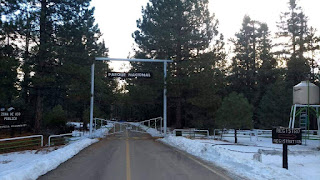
[
  {"xmin": 163, "ymin": 61, "xmax": 167, "ymax": 136},
  {"xmin": 89, "ymin": 63, "xmax": 95, "ymax": 137}
]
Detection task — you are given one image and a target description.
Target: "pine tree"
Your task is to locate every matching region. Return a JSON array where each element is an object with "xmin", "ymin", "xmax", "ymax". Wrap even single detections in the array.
[
  {"xmin": 48, "ymin": 0, "xmax": 113, "ymax": 128},
  {"xmin": 17, "ymin": 2, "xmax": 35, "ymax": 113},
  {"xmin": 276, "ymin": 0, "xmax": 310, "ymax": 86},
  {"xmin": 230, "ymin": 16, "xmax": 278, "ymax": 128},
  {"xmin": 229, "ymin": 16, "xmax": 259, "ymax": 104},
  {"xmin": 215, "ymin": 92, "xmax": 253, "ymax": 143},
  {"xmin": 258, "ymin": 79, "xmax": 292, "ymax": 128},
  {"xmin": 305, "ymin": 27, "xmax": 320, "ymax": 81},
  {"xmin": 257, "ymin": 23, "xmax": 277, "ymax": 86},
  {"xmin": 0, "ymin": 1, "xmax": 20, "ymax": 107},
  {"xmin": 257, "ymin": 23, "xmax": 279, "ymax": 103},
  {"xmin": 133, "ymin": 0, "xmax": 219, "ymax": 128},
  {"xmin": 184, "ymin": 35, "xmax": 226, "ymax": 128},
  {"xmin": 0, "ymin": 0, "xmax": 114, "ymax": 132},
  {"xmin": 31, "ymin": 0, "xmax": 57, "ymax": 132},
  {"xmin": 125, "ymin": 57, "xmax": 164, "ymax": 121},
  {"xmin": 1, "ymin": 0, "xmax": 113, "ymax": 131}
]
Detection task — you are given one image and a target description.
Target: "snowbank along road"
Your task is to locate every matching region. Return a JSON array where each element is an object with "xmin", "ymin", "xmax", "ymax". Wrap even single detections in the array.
[{"xmin": 39, "ymin": 131, "xmax": 233, "ymax": 180}]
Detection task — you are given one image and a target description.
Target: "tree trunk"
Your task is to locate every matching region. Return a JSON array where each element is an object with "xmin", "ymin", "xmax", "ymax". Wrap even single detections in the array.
[
  {"xmin": 34, "ymin": 91, "xmax": 43, "ymax": 133},
  {"xmin": 175, "ymin": 99, "xmax": 182, "ymax": 128},
  {"xmin": 34, "ymin": 0, "xmax": 47, "ymax": 132},
  {"xmin": 234, "ymin": 129, "xmax": 238, "ymax": 143},
  {"xmin": 23, "ymin": 14, "xmax": 31, "ymax": 105},
  {"xmin": 252, "ymin": 22, "xmax": 256, "ymax": 76},
  {"xmin": 175, "ymin": 32, "xmax": 183, "ymax": 129},
  {"xmin": 291, "ymin": 9, "xmax": 296, "ymax": 56}
]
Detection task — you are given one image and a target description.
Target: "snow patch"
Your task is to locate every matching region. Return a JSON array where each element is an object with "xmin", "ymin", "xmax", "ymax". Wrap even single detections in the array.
[
  {"xmin": 160, "ymin": 135, "xmax": 318, "ymax": 180},
  {"xmin": 0, "ymin": 138, "xmax": 98, "ymax": 180},
  {"xmin": 0, "ymin": 126, "xmax": 112, "ymax": 180},
  {"xmin": 140, "ymin": 125, "xmax": 163, "ymax": 137}
]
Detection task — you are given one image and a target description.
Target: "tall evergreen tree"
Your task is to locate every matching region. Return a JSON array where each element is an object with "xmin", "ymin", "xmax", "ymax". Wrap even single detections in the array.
[
  {"xmin": 38, "ymin": 0, "xmax": 114, "ymax": 130},
  {"xmin": 276, "ymin": 0, "xmax": 310, "ymax": 86},
  {"xmin": 257, "ymin": 23, "xmax": 277, "ymax": 85},
  {"xmin": 17, "ymin": 1, "xmax": 37, "ymax": 114},
  {"xmin": 133, "ymin": 0, "xmax": 220, "ymax": 128},
  {"xmin": 0, "ymin": 0, "xmax": 20, "ymax": 107},
  {"xmin": 1, "ymin": 0, "xmax": 114, "ymax": 132},
  {"xmin": 230, "ymin": 16, "xmax": 277, "ymax": 127},
  {"xmin": 257, "ymin": 23, "xmax": 279, "ymax": 100},
  {"xmin": 305, "ymin": 27, "xmax": 320, "ymax": 81},
  {"xmin": 215, "ymin": 92, "xmax": 253, "ymax": 143},
  {"xmin": 258, "ymin": 79, "xmax": 292, "ymax": 128},
  {"xmin": 229, "ymin": 16, "xmax": 260, "ymax": 104}
]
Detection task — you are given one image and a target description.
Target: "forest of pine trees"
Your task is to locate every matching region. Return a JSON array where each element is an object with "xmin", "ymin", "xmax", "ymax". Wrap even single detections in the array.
[
  {"xmin": 0, "ymin": 0, "xmax": 115, "ymax": 134},
  {"xmin": 0, "ymin": 0, "xmax": 319, "ymax": 134}
]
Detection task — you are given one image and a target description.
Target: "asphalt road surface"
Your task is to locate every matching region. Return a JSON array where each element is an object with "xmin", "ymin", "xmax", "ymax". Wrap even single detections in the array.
[{"xmin": 39, "ymin": 131, "xmax": 233, "ymax": 180}]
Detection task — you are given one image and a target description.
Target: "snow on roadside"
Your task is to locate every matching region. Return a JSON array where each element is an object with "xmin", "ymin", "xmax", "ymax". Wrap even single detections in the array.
[
  {"xmin": 132, "ymin": 126, "xmax": 319, "ymax": 179},
  {"xmin": 0, "ymin": 126, "xmax": 112, "ymax": 180},
  {"xmin": 87, "ymin": 124, "xmax": 113, "ymax": 138},
  {"xmin": 139, "ymin": 124, "xmax": 163, "ymax": 137},
  {"xmin": 0, "ymin": 138, "xmax": 98, "ymax": 180},
  {"xmin": 127, "ymin": 122, "xmax": 163, "ymax": 137},
  {"xmin": 160, "ymin": 135, "xmax": 303, "ymax": 180}
]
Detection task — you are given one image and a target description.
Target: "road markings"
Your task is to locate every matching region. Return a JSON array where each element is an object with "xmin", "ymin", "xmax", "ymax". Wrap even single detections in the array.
[
  {"xmin": 109, "ymin": 136, "xmax": 152, "ymax": 140},
  {"xmin": 126, "ymin": 131, "xmax": 132, "ymax": 180}
]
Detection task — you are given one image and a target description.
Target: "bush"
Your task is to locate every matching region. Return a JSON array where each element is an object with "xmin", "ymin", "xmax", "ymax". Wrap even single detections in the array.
[
  {"xmin": 215, "ymin": 92, "xmax": 253, "ymax": 129},
  {"xmin": 215, "ymin": 92, "xmax": 253, "ymax": 143},
  {"xmin": 44, "ymin": 105, "xmax": 67, "ymax": 130}
]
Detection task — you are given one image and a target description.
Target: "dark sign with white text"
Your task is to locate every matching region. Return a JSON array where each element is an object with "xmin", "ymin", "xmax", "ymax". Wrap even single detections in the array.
[
  {"xmin": 107, "ymin": 72, "xmax": 152, "ymax": 78},
  {"xmin": 0, "ymin": 107, "xmax": 26, "ymax": 129},
  {"xmin": 272, "ymin": 127, "xmax": 302, "ymax": 145},
  {"xmin": 0, "ymin": 107, "xmax": 21, "ymax": 122}
]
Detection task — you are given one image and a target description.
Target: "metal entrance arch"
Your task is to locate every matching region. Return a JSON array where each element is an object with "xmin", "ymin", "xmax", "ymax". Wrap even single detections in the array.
[{"xmin": 89, "ymin": 57, "xmax": 173, "ymax": 137}]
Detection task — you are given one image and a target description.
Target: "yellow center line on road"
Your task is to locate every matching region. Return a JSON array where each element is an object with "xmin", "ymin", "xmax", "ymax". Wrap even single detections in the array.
[{"xmin": 126, "ymin": 130, "xmax": 132, "ymax": 180}]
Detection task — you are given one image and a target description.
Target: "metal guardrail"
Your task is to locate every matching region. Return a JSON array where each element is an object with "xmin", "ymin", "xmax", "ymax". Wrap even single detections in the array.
[
  {"xmin": 0, "ymin": 135, "xmax": 43, "ymax": 152},
  {"xmin": 213, "ymin": 129, "xmax": 320, "ymax": 141},
  {"xmin": 213, "ymin": 129, "xmax": 272, "ymax": 141},
  {"xmin": 93, "ymin": 117, "xmax": 165, "ymax": 136},
  {"xmin": 94, "ymin": 118, "xmax": 123, "ymax": 135},
  {"xmin": 138, "ymin": 117, "xmax": 163, "ymax": 134},
  {"xmin": 173, "ymin": 129, "xmax": 209, "ymax": 138},
  {"xmin": 108, "ymin": 122, "xmax": 126, "ymax": 135},
  {"xmin": 48, "ymin": 132, "xmax": 82, "ymax": 147},
  {"xmin": 129, "ymin": 123, "xmax": 150, "ymax": 134},
  {"xmin": 94, "ymin": 117, "xmax": 164, "ymax": 135}
]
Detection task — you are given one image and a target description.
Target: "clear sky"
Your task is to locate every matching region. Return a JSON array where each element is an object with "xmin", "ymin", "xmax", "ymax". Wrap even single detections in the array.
[{"xmin": 90, "ymin": 0, "xmax": 320, "ymax": 70}]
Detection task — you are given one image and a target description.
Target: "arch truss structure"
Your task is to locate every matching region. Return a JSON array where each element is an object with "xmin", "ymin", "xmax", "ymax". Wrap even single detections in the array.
[{"xmin": 89, "ymin": 58, "xmax": 173, "ymax": 137}]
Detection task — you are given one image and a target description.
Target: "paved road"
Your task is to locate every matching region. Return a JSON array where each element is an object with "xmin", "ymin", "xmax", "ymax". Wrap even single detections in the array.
[{"xmin": 39, "ymin": 131, "xmax": 233, "ymax": 180}]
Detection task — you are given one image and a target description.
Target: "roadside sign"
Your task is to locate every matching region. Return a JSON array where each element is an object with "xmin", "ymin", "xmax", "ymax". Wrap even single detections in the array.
[
  {"xmin": 272, "ymin": 127, "xmax": 302, "ymax": 169},
  {"xmin": 272, "ymin": 127, "xmax": 302, "ymax": 145},
  {"xmin": 107, "ymin": 72, "xmax": 152, "ymax": 78},
  {"xmin": 0, "ymin": 107, "xmax": 21, "ymax": 122},
  {"xmin": 0, "ymin": 107, "xmax": 27, "ymax": 131}
]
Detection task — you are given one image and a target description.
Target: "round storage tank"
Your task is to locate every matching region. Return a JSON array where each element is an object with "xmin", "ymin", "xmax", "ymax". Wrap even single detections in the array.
[{"xmin": 293, "ymin": 81, "xmax": 319, "ymax": 105}]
